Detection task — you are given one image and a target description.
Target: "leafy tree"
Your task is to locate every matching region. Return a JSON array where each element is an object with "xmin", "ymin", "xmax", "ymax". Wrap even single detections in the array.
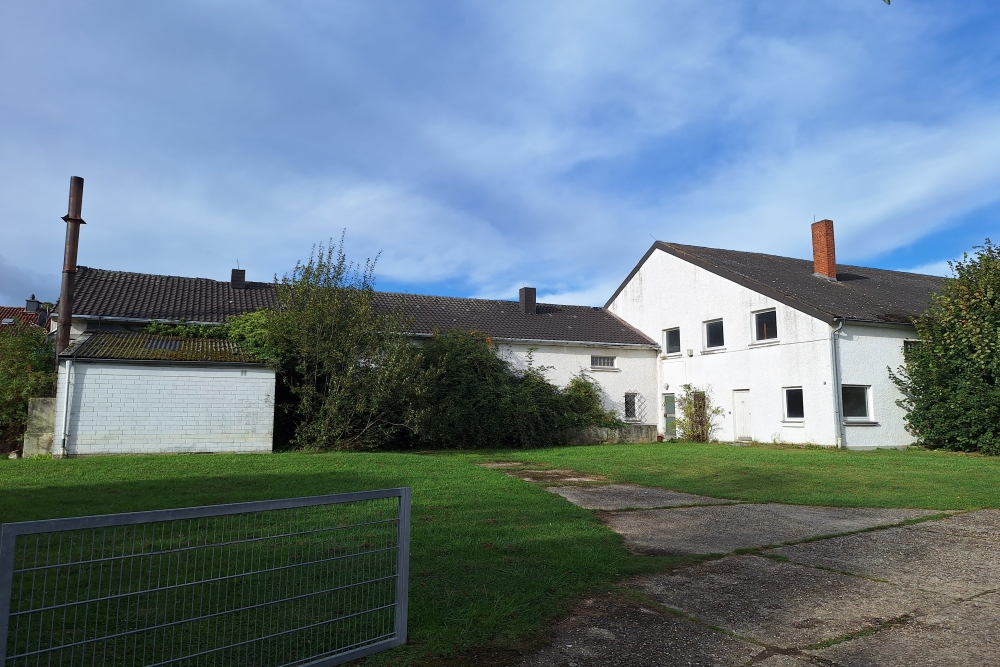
[
  {"xmin": 891, "ymin": 241, "xmax": 1000, "ymax": 453},
  {"xmin": 0, "ymin": 323, "xmax": 56, "ymax": 453},
  {"xmin": 558, "ymin": 372, "xmax": 625, "ymax": 430},
  {"xmin": 675, "ymin": 384, "xmax": 724, "ymax": 442},
  {"xmin": 142, "ymin": 321, "xmax": 229, "ymax": 338},
  {"xmin": 228, "ymin": 236, "xmax": 419, "ymax": 450}
]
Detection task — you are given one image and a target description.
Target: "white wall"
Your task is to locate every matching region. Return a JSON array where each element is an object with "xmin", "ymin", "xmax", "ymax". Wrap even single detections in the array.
[
  {"xmin": 500, "ymin": 342, "xmax": 659, "ymax": 424},
  {"xmin": 837, "ymin": 323, "xmax": 916, "ymax": 449},
  {"xmin": 608, "ymin": 250, "xmax": 840, "ymax": 444},
  {"xmin": 54, "ymin": 361, "xmax": 275, "ymax": 455}
]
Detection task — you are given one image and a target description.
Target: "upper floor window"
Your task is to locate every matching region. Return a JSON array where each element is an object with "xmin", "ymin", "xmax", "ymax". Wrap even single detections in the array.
[
  {"xmin": 755, "ymin": 310, "xmax": 778, "ymax": 341},
  {"xmin": 705, "ymin": 319, "xmax": 725, "ymax": 349},
  {"xmin": 903, "ymin": 340, "xmax": 920, "ymax": 357},
  {"xmin": 664, "ymin": 328, "xmax": 681, "ymax": 354},
  {"xmin": 591, "ymin": 355, "xmax": 616, "ymax": 368}
]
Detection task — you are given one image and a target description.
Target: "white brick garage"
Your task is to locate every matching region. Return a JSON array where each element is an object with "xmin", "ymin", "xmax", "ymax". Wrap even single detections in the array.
[{"xmin": 54, "ymin": 333, "xmax": 275, "ymax": 456}]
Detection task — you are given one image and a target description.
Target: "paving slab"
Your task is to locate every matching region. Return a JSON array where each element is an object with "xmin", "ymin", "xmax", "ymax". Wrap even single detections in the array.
[
  {"xmin": 547, "ymin": 484, "xmax": 735, "ymax": 510},
  {"xmin": 514, "ymin": 592, "xmax": 761, "ymax": 667},
  {"xmin": 602, "ymin": 503, "xmax": 936, "ymax": 555},
  {"xmin": 911, "ymin": 509, "xmax": 1000, "ymax": 539},
  {"xmin": 631, "ymin": 554, "xmax": 945, "ymax": 647},
  {"xmin": 775, "ymin": 515, "xmax": 1000, "ymax": 599},
  {"xmin": 508, "ymin": 469, "xmax": 608, "ymax": 484},
  {"xmin": 812, "ymin": 593, "xmax": 1000, "ymax": 667}
]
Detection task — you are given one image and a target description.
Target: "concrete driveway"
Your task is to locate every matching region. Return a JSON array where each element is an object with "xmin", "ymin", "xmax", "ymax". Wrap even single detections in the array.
[{"xmin": 505, "ymin": 472, "xmax": 1000, "ymax": 667}]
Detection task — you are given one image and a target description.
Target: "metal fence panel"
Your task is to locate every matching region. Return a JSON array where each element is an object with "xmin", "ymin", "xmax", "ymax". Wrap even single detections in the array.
[{"xmin": 0, "ymin": 488, "xmax": 411, "ymax": 667}]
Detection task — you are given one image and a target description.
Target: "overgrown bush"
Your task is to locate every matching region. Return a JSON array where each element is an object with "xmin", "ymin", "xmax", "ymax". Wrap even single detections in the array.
[
  {"xmin": 142, "ymin": 321, "xmax": 229, "ymax": 338},
  {"xmin": 411, "ymin": 332, "xmax": 622, "ymax": 449},
  {"xmin": 675, "ymin": 383, "xmax": 723, "ymax": 442},
  {"xmin": 228, "ymin": 236, "xmax": 419, "ymax": 451},
  {"xmin": 0, "ymin": 323, "xmax": 56, "ymax": 454},
  {"xmin": 891, "ymin": 241, "xmax": 1000, "ymax": 453}
]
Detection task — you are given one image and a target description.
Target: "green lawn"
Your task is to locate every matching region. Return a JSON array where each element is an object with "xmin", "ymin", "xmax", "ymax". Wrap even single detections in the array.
[{"xmin": 1, "ymin": 443, "xmax": 998, "ymax": 665}]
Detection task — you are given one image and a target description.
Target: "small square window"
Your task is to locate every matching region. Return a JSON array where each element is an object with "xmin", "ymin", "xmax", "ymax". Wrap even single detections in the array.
[
  {"xmin": 705, "ymin": 320, "xmax": 724, "ymax": 348},
  {"xmin": 755, "ymin": 310, "xmax": 778, "ymax": 341},
  {"xmin": 664, "ymin": 328, "xmax": 681, "ymax": 354},
  {"xmin": 842, "ymin": 386, "xmax": 869, "ymax": 419},
  {"xmin": 903, "ymin": 340, "xmax": 919, "ymax": 356},
  {"xmin": 591, "ymin": 355, "xmax": 615, "ymax": 368},
  {"xmin": 784, "ymin": 387, "xmax": 804, "ymax": 420}
]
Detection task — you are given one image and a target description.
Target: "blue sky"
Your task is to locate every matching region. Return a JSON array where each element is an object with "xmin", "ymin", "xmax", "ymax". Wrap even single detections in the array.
[{"xmin": 3, "ymin": 1, "xmax": 1000, "ymax": 307}]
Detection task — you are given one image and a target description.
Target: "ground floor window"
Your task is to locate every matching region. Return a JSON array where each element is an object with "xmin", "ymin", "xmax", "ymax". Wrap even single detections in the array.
[
  {"xmin": 591, "ymin": 355, "xmax": 616, "ymax": 368},
  {"xmin": 784, "ymin": 387, "xmax": 804, "ymax": 420},
  {"xmin": 842, "ymin": 385, "xmax": 870, "ymax": 420},
  {"xmin": 625, "ymin": 392, "xmax": 637, "ymax": 420}
]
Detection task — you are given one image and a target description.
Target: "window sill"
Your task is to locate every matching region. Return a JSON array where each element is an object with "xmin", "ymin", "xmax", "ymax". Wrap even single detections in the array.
[
  {"xmin": 844, "ymin": 420, "xmax": 880, "ymax": 427},
  {"xmin": 700, "ymin": 348, "xmax": 726, "ymax": 355},
  {"xmin": 749, "ymin": 339, "xmax": 780, "ymax": 348},
  {"xmin": 659, "ymin": 353, "xmax": 683, "ymax": 360},
  {"xmin": 781, "ymin": 421, "xmax": 805, "ymax": 428},
  {"xmin": 589, "ymin": 367, "xmax": 620, "ymax": 372}
]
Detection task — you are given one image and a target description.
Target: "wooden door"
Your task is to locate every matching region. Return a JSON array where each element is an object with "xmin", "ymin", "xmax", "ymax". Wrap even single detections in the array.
[{"xmin": 733, "ymin": 390, "xmax": 752, "ymax": 441}]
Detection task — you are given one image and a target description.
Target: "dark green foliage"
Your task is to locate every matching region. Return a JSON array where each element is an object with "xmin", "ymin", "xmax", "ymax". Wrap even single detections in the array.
[
  {"xmin": 411, "ymin": 332, "xmax": 623, "ymax": 449},
  {"xmin": 0, "ymin": 323, "xmax": 56, "ymax": 453},
  {"xmin": 675, "ymin": 384, "xmax": 724, "ymax": 442},
  {"xmin": 142, "ymin": 321, "xmax": 229, "ymax": 338},
  {"xmin": 228, "ymin": 235, "xmax": 420, "ymax": 451},
  {"xmin": 892, "ymin": 241, "xmax": 1000, "ymax": 454}
]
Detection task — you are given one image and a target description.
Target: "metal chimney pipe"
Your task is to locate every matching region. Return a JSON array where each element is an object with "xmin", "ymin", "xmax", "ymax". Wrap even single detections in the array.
[{"xmin": 56, "ymin": 176, "xmax": 86, "ymax": 355}]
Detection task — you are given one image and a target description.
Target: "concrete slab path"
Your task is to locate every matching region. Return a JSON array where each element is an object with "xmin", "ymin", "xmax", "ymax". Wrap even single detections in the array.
[{"xmin": 506, "ymin": 472, "xmax": 998, "ymax": 667}]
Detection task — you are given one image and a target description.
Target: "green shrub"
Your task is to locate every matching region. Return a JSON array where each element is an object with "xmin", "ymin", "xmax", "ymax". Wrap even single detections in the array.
[
  {"xmin": 0, "ymin": 323, "xmax": 56, "ymax": 453},
  {"xmin": 891, "ymin": 241, "xmax": 1000, "ymax": 453},
  {"xmin": 675, "ymin": 384, "xmax": 723, "ymax": 442},
  {"xmin": 142, "ymin": 321, "xmax": 229, "ymax": 338}
]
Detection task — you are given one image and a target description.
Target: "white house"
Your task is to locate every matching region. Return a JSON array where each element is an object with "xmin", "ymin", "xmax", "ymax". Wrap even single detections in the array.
[
  {"xmin": 606, "ymin": 220, "xmax": 945, "ymax": 449},
  {"xmin": 49, "ymin": 268, "xmax": 659, "ymax": 455}
]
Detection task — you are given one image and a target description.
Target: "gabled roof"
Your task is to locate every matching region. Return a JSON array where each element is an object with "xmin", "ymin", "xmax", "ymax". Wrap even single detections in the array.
[
  {"xmin": 606, "ymin": 242, "xmax": 946, "ymax": 325},
  {"xmin": 0, "ymin": 306, "xmax": 42, "ymax": 329},
  {"xmin": 69, "ymin": 267, "xmax": 657, "ymax": 348},
  {"xmin": 61, "ymin": 332, "xmax": 261, "ymax": 364}
]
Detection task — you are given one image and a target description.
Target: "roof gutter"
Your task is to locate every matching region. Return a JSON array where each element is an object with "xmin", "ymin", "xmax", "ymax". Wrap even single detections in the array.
[{"xmin": 406, "ymin": 332, "xmax": 659, "ymax": 350}]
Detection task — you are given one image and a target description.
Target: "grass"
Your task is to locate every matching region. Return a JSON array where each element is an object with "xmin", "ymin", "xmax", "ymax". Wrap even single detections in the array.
[
  {"xmin": 2, "ymin": 442, "xmax": 998, "ymax": 664},
  {"xmin": 495, "ymin": 442, "xmax": 1000, "ymax": 510},
  {"xmin": 0, "ymin": 451, "xmax": 674, "ymax": 666}
]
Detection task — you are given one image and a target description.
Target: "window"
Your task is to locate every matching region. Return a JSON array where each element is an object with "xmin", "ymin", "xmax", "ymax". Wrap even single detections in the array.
[
  {"xmin": 903, "ymin": 340, "xmax": 920, "ymax": 357},
  {"xmin": 591, "ymin": 355, "xmax": 616, "ymax": 368},
  {"xmin": 705, "ymin": 320, "xmax": 725, "ymax": 348},
  {"xmin": 624, "ymin": 392, "xmax": 638, "ymax": 420},
  {"xmin": 755, "ymin": 310, "xmax": 778, "ymax": 341},
  {"xmin": 784, "ymin": 387, "xmax": 804, "ymax": 420},
  {"xmin": 664, "ymin": 328, "xmax": 681, "ymax": 354},
  {"xmin": 842, "ymin": 386, "xmax": 870, "ymax": 419}
]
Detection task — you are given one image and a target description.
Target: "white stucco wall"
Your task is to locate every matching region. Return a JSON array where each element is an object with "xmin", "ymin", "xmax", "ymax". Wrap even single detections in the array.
[
  {"xmin": 607, "ymin": 249, "xmax": 916, "ymax": 447},
  {"xmin": 53, "ymin": 361, "xmax": 275, "ymax": 456},
  {"xmin": 837, "ymin": 323, "xmax": 916, "ymax": 449},
  {"xmin": 499, "ymin": 341, "xmax": 659, "ymax": 424}
]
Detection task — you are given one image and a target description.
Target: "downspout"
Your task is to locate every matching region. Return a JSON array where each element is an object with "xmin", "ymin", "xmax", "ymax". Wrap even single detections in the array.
[
  {"xmin": 830, "ymin": 319, "xmax": 845, "ymax": 449},
  {"xmin": 60, "ymin": 358, "xmax": 74, "ymax": 458}
]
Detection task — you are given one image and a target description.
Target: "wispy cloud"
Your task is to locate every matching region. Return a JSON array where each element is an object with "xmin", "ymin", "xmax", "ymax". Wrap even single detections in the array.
[{"xmin": 1, "ymin": 1, "xmax": 999, "ymax": 306}]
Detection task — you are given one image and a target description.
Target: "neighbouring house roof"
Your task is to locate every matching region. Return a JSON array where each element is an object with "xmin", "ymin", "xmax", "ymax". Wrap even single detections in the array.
[
  {"xmin": 0, "ymin": 306, "xmax": 42, "ymax": 329},
  {"xmin": 68, "ymin": 267, "xmax": 657, "ymax": 347},
  {"xmin": 606, "ymin": 242, "xmax": 947, "ymax": 325},
  {"xmin": 60, "ymin": 332, "xmax": 262, "ymax": 364}
]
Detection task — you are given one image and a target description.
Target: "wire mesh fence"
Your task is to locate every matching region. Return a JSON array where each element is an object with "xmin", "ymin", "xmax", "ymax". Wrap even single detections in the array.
[{"xmin": 0, "ymin": 489, "xmax": 411, "ymax": 667}]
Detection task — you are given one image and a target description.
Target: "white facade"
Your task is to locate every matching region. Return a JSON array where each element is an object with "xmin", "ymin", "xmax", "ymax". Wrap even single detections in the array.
[
  {"xmin": 500, "ymin": 341, "xmax": 659, "ymax": 424},
  {"xmin": 54, "ymin": 361, "xmax": 275, "ymax": 456},
  {"xmin": 607, "ymin": 249, "xmax": 915, "ymax": 449}
]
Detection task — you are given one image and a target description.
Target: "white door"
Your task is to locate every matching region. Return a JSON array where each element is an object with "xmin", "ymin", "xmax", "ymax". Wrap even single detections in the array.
[{"xmin": 733, "ymin": 390, "xmax": 752, "ymax": 441}]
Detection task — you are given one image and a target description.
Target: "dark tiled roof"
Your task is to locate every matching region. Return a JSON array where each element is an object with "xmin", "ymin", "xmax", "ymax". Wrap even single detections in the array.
[
  {"xmin": 70, "ymin": 267, "xmax": 656, "ymax": 347},
  {"xmin": 62, "ymin": 332, "xmax": 260, "ymax": 363},
  {"xmin": 72, "ymin": 267, "xmax": 276, "ymax": 323},
  {"xmin": 372, "ymin": 292, "xmax": 655, "ymax": 345},
  {"xmin": 0, "ymin": 306, "xmax": 42, "ymax": 329},
  {"xmin": 607, "ymin": 242, "xmax": 947, "ymax": 324}
]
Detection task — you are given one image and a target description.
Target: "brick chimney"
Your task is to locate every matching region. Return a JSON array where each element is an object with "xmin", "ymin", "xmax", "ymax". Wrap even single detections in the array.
[
  {"xmin": 231, "ymin": 268, "xmax": 246, "ymax": 290},
  {"xmin": 811, "ymin": 219, "xmax": 837, "ymax": 281},
  {"xmin": 519, "ymin": 287, "xmax": 536, "ymax": 314}
]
